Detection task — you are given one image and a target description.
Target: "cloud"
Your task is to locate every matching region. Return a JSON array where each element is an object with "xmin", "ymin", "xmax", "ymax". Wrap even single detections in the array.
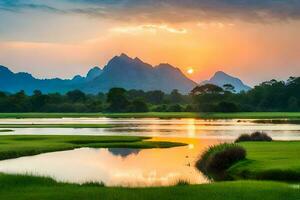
[
  {"xmin": 67, "ymin": 0, "xmax": 300, "ymax": 23},
  {"xmin": 2, "ymin": 0, "xmax": 300, "ymax": 23},
  {"xmin": 111, "ymin": 24, "xmax": 187, "ymax": 34},
  {"xmin": 0, "ymin": 0, "xmax": 65, "ymax": 13}
]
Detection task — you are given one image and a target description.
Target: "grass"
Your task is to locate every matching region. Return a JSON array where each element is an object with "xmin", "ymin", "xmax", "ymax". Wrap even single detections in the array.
[
  {"xmin": 0, "ymin": 135, "xmax": 185, "ymax": 160},
  {"xmin": 0, "ymin": 124, "xmax": 115, "ymax": 128},
  {"xmin": 200, "ymin": 112, "xmax": 300, "ymax": 119},
  {"xmin": 0, "ymin": 174, "xmax": 299, "ymax": 200},
  {"xmin": 228, "ymin": 141, "xmax": 300, "ymax": 181},
  {"xmin": 1, "ymin": 112, "xmax": 300, "ymax": 119},
  {"xmin": 0, "ymin": 129, "xmax": 13, "ymax": 132}
]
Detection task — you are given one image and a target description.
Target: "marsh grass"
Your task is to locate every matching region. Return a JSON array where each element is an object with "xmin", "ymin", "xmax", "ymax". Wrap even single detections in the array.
[
  {"xmin": 196, "ymin": 143, "xmax": 246, "ymax": 180},
  {"xmin": 235, "ymin": 132, "xmax": 272, "ymax": 143},
  {"xmin": 0, "ymin": 173, "xmax": 298, "ymax": 200}
]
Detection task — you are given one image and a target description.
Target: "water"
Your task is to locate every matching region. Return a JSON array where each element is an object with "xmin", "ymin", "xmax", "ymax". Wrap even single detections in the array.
[
  {"xmin": 0, "ymin": 118, "xmax": 300, "ymax": 186},
  {"xmin": 1, "ymin": 118, "xmax": 300, "ymax": 140}
]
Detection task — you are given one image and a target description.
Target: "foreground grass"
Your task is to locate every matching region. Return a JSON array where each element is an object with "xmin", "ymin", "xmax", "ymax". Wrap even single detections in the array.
[
  {"xmin": 0, "ymin": 174, "xmax": 298, "ymax": 200},
  {"xmin": 228, "ymin": 141, "xmax": 300, "ymax": 181},
  {"xmin": 1, "ymin": 112, "xmax": 300, "ymax": 119},
  {"xmin": 0, "ymin": 135, "xmax": 185, "ymax": 160},
  {"xmin": 0, "ymin": 124, "xmax": 115, "ymax": 128}
]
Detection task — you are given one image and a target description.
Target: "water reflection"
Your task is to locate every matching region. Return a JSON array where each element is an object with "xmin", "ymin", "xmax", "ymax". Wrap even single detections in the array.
[
  {"xmin": 108, "ymin": 148, "xmax": 140, "ymax": 157},
  {"xmin": 0, "ymin": 138, "xmax": 220, "ymax": 187},
  {"xmin": 1, "ymin": 118, "xmax": 300, "ymax": 140}
]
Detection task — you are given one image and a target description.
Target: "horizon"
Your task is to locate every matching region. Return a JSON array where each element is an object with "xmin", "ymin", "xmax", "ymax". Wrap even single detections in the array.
[{"xmin": 1, "ymin": 0, "xmax": 300, "ymax": 86}]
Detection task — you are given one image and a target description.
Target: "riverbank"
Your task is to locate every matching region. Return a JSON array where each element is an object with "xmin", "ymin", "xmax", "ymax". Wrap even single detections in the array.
[
  {"xmin": 228, "ymin": 141, "xmax": 300, "ymax": 181},
  {"xmin": 0, "ymin": 174, "xmax": 298, "ymax": 200},
  {"xmin": 0, "ymin": 124, "xmax": 115, "ymax": 128},
  {"xmin": 0, "ymin": 135, "xmax": 185, "ymax": 160},
  {"xmin": 1, "ymin": 112, "xmax": 300, "ymax": 119}
]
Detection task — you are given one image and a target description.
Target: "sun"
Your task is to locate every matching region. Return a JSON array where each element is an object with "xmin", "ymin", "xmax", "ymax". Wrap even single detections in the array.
[{"xmin": 187, "ymin": 68, "xmax": 194, "ymax": 74}]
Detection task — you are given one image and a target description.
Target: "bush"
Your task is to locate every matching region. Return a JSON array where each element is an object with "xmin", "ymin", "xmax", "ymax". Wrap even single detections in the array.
[
  {"xmin": 167, "ymin": 104, "xmax": 182, "ymax": 112},
  {"xmin": 235, "ymin": 131, "xmax": 272, "ymax": 143},
  {"xmin": 196, "ymin": 143, "xmax": 246, "ymax": 180}
]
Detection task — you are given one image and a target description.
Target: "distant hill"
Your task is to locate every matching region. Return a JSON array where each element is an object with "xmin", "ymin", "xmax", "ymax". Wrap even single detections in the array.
[
  {"xmin": 0, "ymin": 54, "xmax": 196, "ymax": 94},
  {"xmin": 82, "ymin": 54, "xmax": 197, "ymax": 94},
  {"xmin": 201, "ymin": 71, "xmax": 251, "ymax": 92}
]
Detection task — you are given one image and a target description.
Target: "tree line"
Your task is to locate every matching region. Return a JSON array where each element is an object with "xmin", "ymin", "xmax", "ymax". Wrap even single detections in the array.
[{"xmin": 0, "ymin": 76, "xmax": 299, "ymax": 113}]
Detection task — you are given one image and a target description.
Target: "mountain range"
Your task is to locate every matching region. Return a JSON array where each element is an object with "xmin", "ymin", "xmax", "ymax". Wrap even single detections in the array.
[
  {"xmin": 201, "ymin": 71, "xmax": 251, "ymax": 92},
  {"xmin": 0, "ymin": 54, "xmax": 250, "ymax": 94}
]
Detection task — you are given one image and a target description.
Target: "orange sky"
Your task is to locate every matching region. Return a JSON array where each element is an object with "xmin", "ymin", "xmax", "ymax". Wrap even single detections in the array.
[{"xmin": 1, "ymin": 1, "xmax": 300, "ymax": 85}]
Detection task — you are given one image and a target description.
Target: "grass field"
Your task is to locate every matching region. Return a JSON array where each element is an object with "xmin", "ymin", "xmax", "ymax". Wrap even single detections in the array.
[
  {"xmin": 1, "ymin": 112, "xmax": 300, "ymax": 119},
  {"xmin": 228, "ymin": 141, "xmax": 300, "ymax": 181},
  {"xmin": 0, "ymin": 174, "xmax": 298, "ymax": 200},
  {"xmin": 0, "ymin": 124, "xmax": 115, "ymax": 128},
  {"xmin": 0, "ymin": 135, "xmax": 185, "ymax": 160}
]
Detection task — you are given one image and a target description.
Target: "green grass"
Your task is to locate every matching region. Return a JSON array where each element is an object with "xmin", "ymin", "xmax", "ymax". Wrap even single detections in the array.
[
  {"xmin": 228, "ymin": 141, "xmax": 300, "ymax": 181},
  {"xmin": 0, "ymin": 124, "xmax": 115, "ymax": 128},
  {"xmin": 0, "ymin": 135, "xmax": 185, "ymax": 160},
  {"xmin": 200, "ymin": 112, "xmax": 300, "ymax": 119},
  {"xmin": 1, "ymin": 112, "xmax": 300, "ymax": 119},
  {"xmin": 0, "ymin": 112, "xmax": 200, "ymax": 119},
  {"xmin": 0, "ymin": 129, "xmax": 13, "ymax": 132},
  {"xmin": 0, "ymin": 174, "xmax": 298, "ymax": 200}
]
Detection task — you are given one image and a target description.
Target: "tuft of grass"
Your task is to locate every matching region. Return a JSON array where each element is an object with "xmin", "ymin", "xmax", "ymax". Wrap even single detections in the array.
[
  {"xmin": 235, "ymin": 132, "xmax": 272, "ymax": 143},
  {"xmin": 196, "ymin": 143, "xmax": 246, "ymax": 180},
  {"xmin": 175, "ymin": 179, "xmax": 190, "ymax": 186}
]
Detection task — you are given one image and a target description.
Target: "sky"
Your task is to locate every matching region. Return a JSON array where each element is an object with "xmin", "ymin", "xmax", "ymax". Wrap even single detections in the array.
[{"xmin": 1, "ymin": 0, "xmax": 300, "ymax": 86}]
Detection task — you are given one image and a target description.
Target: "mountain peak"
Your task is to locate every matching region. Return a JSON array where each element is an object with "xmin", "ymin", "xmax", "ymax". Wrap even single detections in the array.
[
  {"xmin": 214, "ymin": 71, "xmax": 228, "ymax": 77},
  {"xmin": 86, "ymin": 66, "xmax": 102, "ymax": 81},
  {"xmin": 201, "ymin": 71, "xmax": 251, "ymax": 92},
  {"xmin": 119, "ymin": 53, "xmax": 131, "ymax": 60},
  {"xmin": 0, "ymin": 65, "xmax": 13, "ymax": 74}
]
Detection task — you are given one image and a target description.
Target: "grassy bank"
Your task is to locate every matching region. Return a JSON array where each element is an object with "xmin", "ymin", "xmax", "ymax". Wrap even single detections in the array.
[
  {"xmin": 1, "ymin": 112, "xmax": 300, "ymax": 119},
  {"xmin": 0, "ymin": 124, "xmax": 115, "ymax": 128},
  {"xmin": 0, "ymin": 174, "xmax": 298, "ymax": 200},
  {"xmin": 228, "ymin": 141, "xmax": 300, "ymax": 181},
  {"xmin": 0, "ymin": 135, "xmax": 185, "ymax": 160},
  {"xmin": 0, "ymin": 129, "xmax": 13, "ymax": 132}
]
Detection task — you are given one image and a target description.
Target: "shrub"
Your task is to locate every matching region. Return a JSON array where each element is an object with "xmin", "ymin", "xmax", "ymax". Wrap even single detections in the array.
[
  {"xmin": 235, "ymin": 131, "xmax": 272, "ymax": 143},
  {"xmin": 196, "ymin": 143, "xmax": 246, "ymax": 180},
  {"xmin": 167, "ymin": 104, "xmax": 182, "ymax": 112}
]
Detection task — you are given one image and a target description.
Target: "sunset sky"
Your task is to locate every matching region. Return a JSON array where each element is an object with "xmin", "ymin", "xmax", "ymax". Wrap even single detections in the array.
[{"xmin": 1, "ymin": 0, "xmax": 300, "ymax": 86}]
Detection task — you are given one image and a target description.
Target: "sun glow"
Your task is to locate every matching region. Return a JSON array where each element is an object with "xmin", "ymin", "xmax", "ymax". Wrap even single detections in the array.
[{"xmin": 187, "ymin": 68, "xmax": 194, "ymax": 74}]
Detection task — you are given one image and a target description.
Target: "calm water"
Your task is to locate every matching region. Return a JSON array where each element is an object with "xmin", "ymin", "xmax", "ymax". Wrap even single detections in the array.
[
  {"xmin": 1, "ymin": 118, "xmax": 300, "ymax": 140},
  {"xmin": 0, "ymin": 118, "xmax": 300, "ymax": 186}
]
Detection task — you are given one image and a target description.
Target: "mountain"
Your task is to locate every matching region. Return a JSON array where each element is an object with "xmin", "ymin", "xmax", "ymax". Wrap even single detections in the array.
[
  {"xmin": 201, "ymin": 71, "xmax": 251, "ymax": 92},
  {"xmin": 86, "ymin": 67, "xmax": 102, "ymax": 81},
  {"xmin": 81, "ymin": 54, "xmax": 197, "ymax": 94},
  {"xmin": 0, "ymin": 54, "xmax": 196, "ymax": 94}
]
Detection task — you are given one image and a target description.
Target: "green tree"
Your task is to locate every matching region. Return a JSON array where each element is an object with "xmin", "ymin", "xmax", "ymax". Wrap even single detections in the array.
[
  {"xmin": 106, "ymin": 88, "xmax": 129, "ymax": 112},
  {"xmin": 128, "ymin": 99, "xmax": 148, "ymax": 112}
]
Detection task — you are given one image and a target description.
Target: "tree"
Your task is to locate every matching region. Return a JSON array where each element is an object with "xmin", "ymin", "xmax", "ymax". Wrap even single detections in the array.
[
  {"xmin": 170, "ymin": 89, "xmax": 183, "ymax": 103},
  {"xmin": 223, "ymin": 84, "xmax": 235, "ymax": 93},
  {"xmin": 106, "ymin": 88, "xmax": 129, "ymax": 112},
  {"xmin": 190, "ymin": 84, "xmax": 224, "ymax": 95},
  {"xmin": 128, "ymin": 99, "xmax": 148, "ymax": 112},
  {"xmin": 66, "ymin": 90, "xmax": 86, "ymax": 103},
  {"xmin": 145, "ymin": 90, "xmax": 165, "ymax": 104}
]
